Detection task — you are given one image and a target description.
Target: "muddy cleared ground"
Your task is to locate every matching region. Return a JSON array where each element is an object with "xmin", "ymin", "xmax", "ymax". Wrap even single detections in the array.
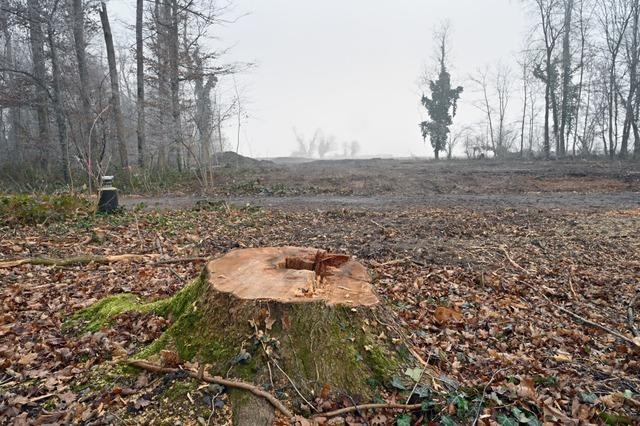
[
  {"xmin": 123, "ymin": 158, "xmax": 640, "ymax": 211},
  {"xmin": 2, "ymin": 158, "xmax": 640, "ymax": 425}
]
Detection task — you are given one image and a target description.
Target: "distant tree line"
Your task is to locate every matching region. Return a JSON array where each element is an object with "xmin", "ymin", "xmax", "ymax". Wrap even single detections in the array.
[
  {"xmin": 0, "ymin": 0, "xmax": 245, "ymax": 190},
  {"xmin": 421, "ymin": 0, "xmax": 640, "ymax": 160},
  {"xmin": 291, "ymin": 128, "xmax": 360, "ymax": 159}
]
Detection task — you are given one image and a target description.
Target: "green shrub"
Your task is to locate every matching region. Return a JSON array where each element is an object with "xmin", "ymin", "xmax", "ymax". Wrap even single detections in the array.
[{"xmin": 0, "ymin": 193, "xmax": 93, "ymax": 225}]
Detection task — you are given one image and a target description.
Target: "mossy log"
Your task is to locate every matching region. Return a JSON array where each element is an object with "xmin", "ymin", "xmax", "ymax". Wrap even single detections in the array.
[{"xmin": 73, "ymin": 247, "xmax": 419, "ymax": 423}]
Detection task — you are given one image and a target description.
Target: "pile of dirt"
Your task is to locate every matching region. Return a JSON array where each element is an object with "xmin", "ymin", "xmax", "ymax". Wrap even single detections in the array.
[{"xmin": 215, "ymin": 151, "xmax": 273, "ymax": 168}]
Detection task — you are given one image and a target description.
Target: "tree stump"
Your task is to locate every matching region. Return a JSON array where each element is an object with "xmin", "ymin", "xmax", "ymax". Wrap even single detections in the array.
[{"xmin": 84, "ymin": 247, "xmax": 418, "ymax": 423}]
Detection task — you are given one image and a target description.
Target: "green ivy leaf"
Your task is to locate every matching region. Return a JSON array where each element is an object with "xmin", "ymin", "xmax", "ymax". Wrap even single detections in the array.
[
  {"xmin": 412, "ymin": 384, "xmax": 431, "ymax": 399},
  {"xmin": 440, "ymin": 415, "xmax": 458, "ymax": 426},
  {"xmin": 580, "ymin": 392, "xmax": 598, "ymax": 404},
  {"xmin": 451, "ymin": 394, "xmax": 469, "ymax": 413},
  {"xmin": 420, "ymin": 400, "xmax": 436, "ymax": 411},
  {"xmin": 496, "ymin": 414, "xmax": 518, "ymax": 426},
  {"xmin": 396, "ymin": 414, "xmax": 411, "ymax": 426},
  {"xmin": 511, "ymin": 407, "xmax": 540, "ymax": 426},
  {"xmin": 404, "ymin": 367, "xmax": 424, "ymax": 382},
  {"xmin": 390, "ymin": 376, "xmax": 407, "ymax": 390}
]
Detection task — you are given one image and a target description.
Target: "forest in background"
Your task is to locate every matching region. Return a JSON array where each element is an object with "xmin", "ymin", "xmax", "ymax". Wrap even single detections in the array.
[
  {"xmin": 1, "ymin": 0, "xmax": 640, "ymax": 193},
  {"xmin": 432, "ymin": 0, "xmax": 640, "ymax": 161},
  {"xmin": 0, "ymin": 0, "xmax": 244, "ymax": 191}
]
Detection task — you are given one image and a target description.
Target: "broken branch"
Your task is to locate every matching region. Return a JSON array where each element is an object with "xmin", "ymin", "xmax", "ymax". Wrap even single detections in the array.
[
  {"xmin": 0, "ymin": 255, "xmax": 207, "ymax": 269},
  {"xmin": 554, "ymin": 304, "xmax": 640, "ymax": 348},
  {"xmin": 522, "ymin": 281, "xmax": 640, "ymax": 348},
  {"xmin": 126, "ymin": 359, "xmax": 293, "ymax": 419}
]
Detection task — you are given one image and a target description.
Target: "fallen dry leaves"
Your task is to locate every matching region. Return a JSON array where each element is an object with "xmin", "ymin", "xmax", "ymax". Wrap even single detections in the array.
[{"xmin": 1, "ymin": 200, "xmax": 639, "ymax": 424}]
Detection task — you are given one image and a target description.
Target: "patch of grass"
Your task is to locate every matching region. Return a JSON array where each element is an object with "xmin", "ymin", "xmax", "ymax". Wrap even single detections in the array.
[{"xmin": 0, "ymin": 193, "xmax": 93, "ymax": 225}]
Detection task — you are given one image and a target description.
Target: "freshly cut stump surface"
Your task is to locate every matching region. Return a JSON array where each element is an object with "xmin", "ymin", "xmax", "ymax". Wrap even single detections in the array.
[{"xmin": 206, "ymin": 246, "xmax": 378, "ymax": 306}]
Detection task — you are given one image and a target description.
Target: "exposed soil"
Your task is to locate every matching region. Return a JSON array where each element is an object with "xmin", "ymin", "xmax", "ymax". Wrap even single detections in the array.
[{"xmin": 123, "ymin": 158, "xmax": 640, "ymax": 211}]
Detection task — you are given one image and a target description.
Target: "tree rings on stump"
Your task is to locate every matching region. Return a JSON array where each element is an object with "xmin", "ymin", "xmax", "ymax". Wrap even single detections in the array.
[{"xmin": 206, "ymin": 246, "xmax": 378, "ymax": 306}]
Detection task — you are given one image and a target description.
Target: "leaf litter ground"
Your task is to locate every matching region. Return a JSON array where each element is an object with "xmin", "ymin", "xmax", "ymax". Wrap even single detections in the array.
[{"xmin": 1, "ymin": 199, "xmax": 639, "ymax": 425}]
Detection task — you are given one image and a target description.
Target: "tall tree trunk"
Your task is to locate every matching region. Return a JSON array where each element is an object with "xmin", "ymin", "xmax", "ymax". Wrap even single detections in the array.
[
  {"xmin": 27, "ymin": 0, "xmax": 50, "ymax": 169},
  {"xmin": 551, "ymin": 77, "xmax": 561, "ymax": 156},
  {"xmin": 635, "ymin": 73, "xmax": 640, "ymax": 158},
  {"xmin": 573, "ymin": 0, "xmax": 587, "ymax": 156},
  {"xmin": 155, "ymin": 0, "xmax": 169, "ymax": 170},
  {"xmin": 581, "ymin": 78, "xmax": 592, "ymax": 154},
  {"xmin": 169, "ymin": 0, "xmax": 183, "ymax": 172},
  {"xmin": 194, "ymin": 54, "xmax": 217, "ymax": 188},
  {"xmin": 479, "ymin": 74, "xmax": 496, "ymax": 153},
  {"xmin": 529, "ymin": 93, "xmax": 535, "ymax": 153},
  {"xmin": 608, "ymin": 70, "xmax": 615, "ymax": 158},
  {"xmin": 99, "ymin": 1, "xmax": 129, "ymax": 170},
  {"xmin": 559, "ymin": 0, "xmax": 574, "ymax": 157},
  {"xmin": 621, "ymin": 1, "xmax": 639, "ymax": 159},
  {"xmin": 544, "ymin": 52, "xmax": 552, "ymax": 159},
  {"xmin": 136, "ymin": 0, "xmax": 146, "ymax": 168},
  {"xmin": 72, "ymin": 0, "xmax": 98, "ymax": 188},
  {"xmin": 520, "ymin": 62, "xmax": 528, "ymax": 157},
  {"xmin": 46, "ymin": 24, "xmax": 70, "ymax": 183},
  {"xmin": 1, "ymin": 11, "xmax": 21, "ymax": 161}
]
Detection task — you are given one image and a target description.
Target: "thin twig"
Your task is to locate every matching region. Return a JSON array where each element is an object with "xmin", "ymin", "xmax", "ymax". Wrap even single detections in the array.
[
  {"xmin": 153, "ymin": 256, "xmax": 208, "ymax": 265},
  {"xmin": 471, "ymin": 368, "xmax": 508, "ymax": 426},
  {"xmin": 568, "ymin": 274, "xmax": 578, "ymax": 300},
  {"xmin": 0, "ymin": 254, "xmax": 207, "ymax": 269},
  {"xmin": 266, "ymin": 360, "xmax": 274, "ymax": 390},
  {"xmin": 371, "ymin": 258, "xmax": 410, "ymax": 268},
  {"xmin": 255, "ymin": 324, "xmax": 318, "ymax": 413},
  {"xmin": 270, "ymin": 356, "xmax": 319, "ymax": 413},
  {"xmin": 498, "ymin": 245, "xmax": 528, "ymax": 273},
  {"xmin": 405, "ymin": 352, "xmax": 432, "ymax": 405},
  {"xmin": 522, "ymin": 283, "xmax": 640, "ymax": 348},
  {"xmin": 207, "ymin": 390, "xmax": 222, "ymax": 425},
  {"xmin": 313, "ymin": 403, "xmax": 423, "ymax": 419},
  {"xmin": 628, "ymin": 294, "xmax": 639, "ymax": 338}
]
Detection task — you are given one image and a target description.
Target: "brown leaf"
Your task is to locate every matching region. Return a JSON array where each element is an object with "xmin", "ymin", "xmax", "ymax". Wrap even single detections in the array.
[
  {"xmin": 516, "ymin": 378, "xmax": 538, "ymax": 402},
  {"xmin": 265, "ymin": 316, "xmax": 276, "ymax": 330},
  {"xmin": 434, "ymin": 306, "xmax": 464, "ymax": 324},
  {"xmin": 160, "ymin": 350, "xmax": 180, "ymax": 368},
  {"xmin": 320, "ymin": 384, "xmax": 331, "ymax": 399},
  {"xmin": 18, "ymin": 352, "xmax": 38, "ymax": 365},
  {"xmin": 543, "ymin": 402, "xmax": 578, "ymax": 425}
]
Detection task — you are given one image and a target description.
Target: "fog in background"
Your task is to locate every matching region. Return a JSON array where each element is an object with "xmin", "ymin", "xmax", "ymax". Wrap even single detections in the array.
[{"xmin": 110, "ymin": 0, "xmax": 527, "ymax": 158}]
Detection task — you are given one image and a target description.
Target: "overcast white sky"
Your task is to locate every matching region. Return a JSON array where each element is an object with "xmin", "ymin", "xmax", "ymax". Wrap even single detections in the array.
[{"xmin": 112, "ymin": 0, "xmax": 529, "ymax": 158}]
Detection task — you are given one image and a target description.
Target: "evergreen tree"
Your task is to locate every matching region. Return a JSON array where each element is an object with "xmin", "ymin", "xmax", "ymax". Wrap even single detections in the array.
[{"xmin": 420, "ymin": 63, "xmax": 463, "ymax": 160}]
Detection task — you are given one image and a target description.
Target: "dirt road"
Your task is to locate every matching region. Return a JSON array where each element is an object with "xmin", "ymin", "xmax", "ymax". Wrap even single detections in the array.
[{"xmin": 122, "ymin": 191, "xmax": 640, "ymax": 211}]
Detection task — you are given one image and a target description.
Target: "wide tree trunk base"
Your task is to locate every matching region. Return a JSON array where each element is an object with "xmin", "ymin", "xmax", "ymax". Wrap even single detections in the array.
[{"xmin": 73, "ymin": 247, "xmax": 419, "ymax": 423}]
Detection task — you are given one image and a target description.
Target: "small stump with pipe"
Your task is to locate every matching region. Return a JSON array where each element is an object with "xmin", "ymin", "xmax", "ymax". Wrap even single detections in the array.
[{"xmin": 97, "ymin": 175, "xmax": 118, "ymax": 213}]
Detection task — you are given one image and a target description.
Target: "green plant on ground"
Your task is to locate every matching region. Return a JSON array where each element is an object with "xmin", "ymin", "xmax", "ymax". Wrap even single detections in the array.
[{"xmin": 0, "ymin": 193, "xmax": 93, "ymax": 225}]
